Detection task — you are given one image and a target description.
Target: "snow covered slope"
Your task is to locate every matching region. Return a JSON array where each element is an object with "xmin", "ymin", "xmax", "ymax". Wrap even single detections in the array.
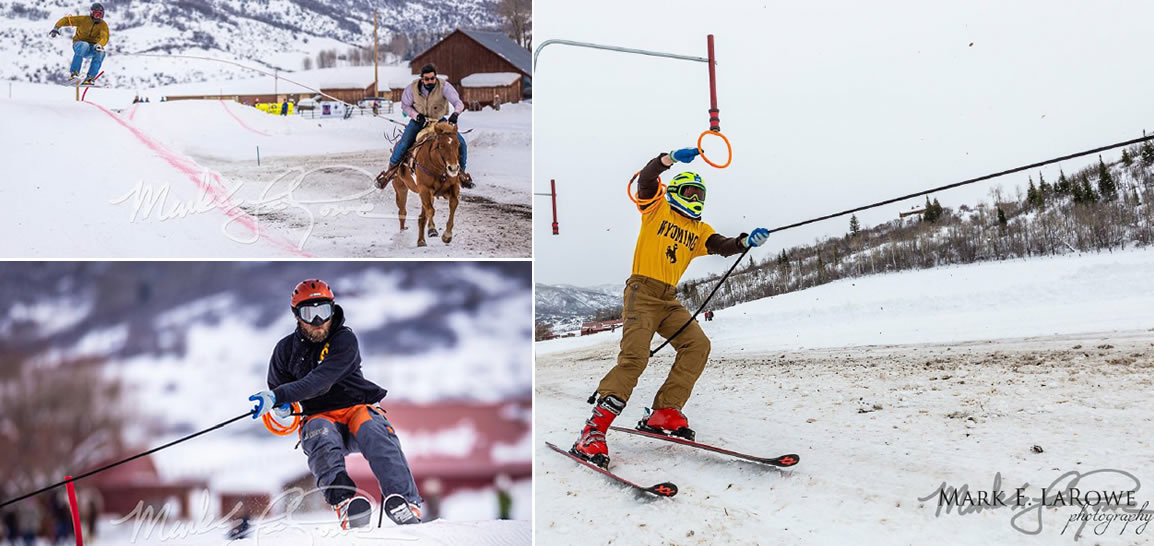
[
  {"xmin": 90, "ymin": 518, "xmax": 530, "ymax": 545},
  {"xmin": 0, "ymin": 0, "xmax": 502, "ymax": 88},
  {"xmin": 535, "ymin": 249, "xmax": 1154, "ymax": 545},
  {"xmin": 0, "ymin": 96, "xmax": 531, "ymax": 258}
]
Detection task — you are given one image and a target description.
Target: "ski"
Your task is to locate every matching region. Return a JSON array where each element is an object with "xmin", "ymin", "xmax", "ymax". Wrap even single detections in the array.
[
  {"xmin": 609, "ymin": 426, "xmax": 800, "ymax": 468},
  {"xmin": 544, "ymin": 442, "xmax": 678, "ymax": 497}
]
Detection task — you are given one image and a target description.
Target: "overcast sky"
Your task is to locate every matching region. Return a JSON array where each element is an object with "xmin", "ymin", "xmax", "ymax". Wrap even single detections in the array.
[{"xmin": 533, "ymin": 0, "xmax": 1154, "ymax": 287}]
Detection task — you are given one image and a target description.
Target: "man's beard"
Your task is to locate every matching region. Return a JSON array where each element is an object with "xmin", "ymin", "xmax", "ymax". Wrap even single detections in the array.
[{"xmin": 300, "ymin": 321, "xmax": 331, "ymax": 342}]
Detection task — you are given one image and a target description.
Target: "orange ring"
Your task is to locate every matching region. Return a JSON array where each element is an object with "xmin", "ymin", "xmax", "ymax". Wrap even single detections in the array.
[
  {"xmin": 262, "ymin": 402, "xmax": 303, "ymax": 436},
  {"xmin": 627, "ymin": 171, "xmax": 665, "ymax": 212},
  {"xmin": 697, "ymin": 130, "xmax": 732, "ymax": 169}
]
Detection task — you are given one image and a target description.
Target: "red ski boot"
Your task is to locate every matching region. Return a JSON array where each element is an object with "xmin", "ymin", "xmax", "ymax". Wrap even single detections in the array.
[
  {"xmin": 638, "ymin": 407, "xmax": 696, "ymax": 441},
  {"xmin": 570, "ymin": 394, "xmax": 626, "ymax": 468}
]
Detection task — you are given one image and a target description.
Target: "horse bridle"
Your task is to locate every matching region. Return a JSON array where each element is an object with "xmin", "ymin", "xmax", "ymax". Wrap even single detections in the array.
[{"xmin": 412, "ymin": 131, "xmax": 458, "ymax": 184}]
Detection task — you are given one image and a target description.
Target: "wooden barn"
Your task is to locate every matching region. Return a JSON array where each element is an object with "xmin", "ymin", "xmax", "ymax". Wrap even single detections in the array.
[
  {"xmin": 460, "ymin": 72, "xmax": 523, "ymax": 110},
  {"xmin": 409, "ymin": 29, "xmax": 531, "ymax": 97}
]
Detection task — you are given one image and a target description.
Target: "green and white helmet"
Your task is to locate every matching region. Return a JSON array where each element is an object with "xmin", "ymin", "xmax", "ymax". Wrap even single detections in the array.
[{"xmin": 666, "ymin": 171, "xmax": 706, "ymax": 219}]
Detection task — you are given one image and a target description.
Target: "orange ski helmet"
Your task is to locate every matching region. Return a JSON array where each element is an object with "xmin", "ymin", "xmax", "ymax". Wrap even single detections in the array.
[{"xmin": 291, "ymin": 279, "xmax": 335, "ymax": 308}]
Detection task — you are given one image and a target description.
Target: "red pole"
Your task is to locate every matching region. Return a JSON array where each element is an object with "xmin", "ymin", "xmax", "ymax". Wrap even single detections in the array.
[
  {"xmin": 65, "ymin": 476, "xmax": 84, "ymax": 546},
  {"xmin": 550, "ymin": 179, "xmax": 559, "ymax": 235},
  {"xmin": 706, "ymin": 35, "xmax": 719, "ymax": 132}
]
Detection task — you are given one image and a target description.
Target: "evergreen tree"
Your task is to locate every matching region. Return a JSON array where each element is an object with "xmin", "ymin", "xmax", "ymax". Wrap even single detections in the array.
[
  {"xmin": 1038, "ymin": 172, "xmax": 1051, "ymax": 205},
  {"xmin": 1026, "ymin": 177, "xmax": 1039, "ymax": 208},
  {"xmin": 849, "ymin": 214, "xmax": 861, "ymax": 236},
  {"xmin": 997, "ymin": 207, "xmax": 1007, "ymax": 229},
  {"xmin": 1080, "ymin": 175, "xmax": 1098, "ymax": 203},
  {"xmin": 932, "ymin": 198, "xmax": 944, "ymax": 220},
  {"xmin": 1097, "ymin": 156, "xmax": 1117, "ymax": 201},
  {"xmin": 1121, "ymin": 148, "xmax": 1133, "ymax": 167},
  {"xmin": 1057, "ymin": 169, "xmax": 1071, "ymax": 195},
  {"xmin": 1143, "ymin": 137, "xmax": 1154, "ymax": 168}
]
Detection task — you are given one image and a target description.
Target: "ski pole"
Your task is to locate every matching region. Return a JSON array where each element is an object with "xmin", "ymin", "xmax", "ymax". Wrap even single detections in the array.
[{"xmin": 0, "ymin": 410, "xmax": 254, "ymax": 509}]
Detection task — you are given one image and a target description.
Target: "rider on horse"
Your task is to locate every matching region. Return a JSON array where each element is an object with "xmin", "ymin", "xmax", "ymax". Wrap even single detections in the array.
[{"xmin": 381, "ymin": 64, "xmax": 473, "ymax": 188}]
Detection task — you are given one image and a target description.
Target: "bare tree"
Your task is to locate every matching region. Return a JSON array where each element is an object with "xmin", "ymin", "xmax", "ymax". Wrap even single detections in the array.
[
  {"xmin": 0, "ymin": 362, "xmax": 125, "ymax": 493},
  {"xmin": 498, "ymin": 0, "xmax": 532, "ymax": 48}
]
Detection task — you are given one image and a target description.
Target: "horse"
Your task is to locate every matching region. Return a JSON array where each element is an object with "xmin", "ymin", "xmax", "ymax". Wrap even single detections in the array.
[{"xmin": 380, "ymin": 121, "xmax": 462, "ymax": 247}]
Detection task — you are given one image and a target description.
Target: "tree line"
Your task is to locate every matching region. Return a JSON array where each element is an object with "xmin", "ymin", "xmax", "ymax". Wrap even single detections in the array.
[{"xmin": 678, "ymin": 139, "xmax": 1154, "ymax": 313}]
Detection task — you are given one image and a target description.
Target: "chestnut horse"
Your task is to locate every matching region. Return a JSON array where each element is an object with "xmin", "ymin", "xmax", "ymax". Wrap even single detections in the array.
[{"xmin": 386, "ymin": 121, "xmax": 462, "ymax": 247}]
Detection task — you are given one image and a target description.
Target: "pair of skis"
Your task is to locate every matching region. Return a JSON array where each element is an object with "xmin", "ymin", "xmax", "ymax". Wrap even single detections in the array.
[{"xmin": 547, "ymin": 426, "xmax": 799, "ymax": 497}]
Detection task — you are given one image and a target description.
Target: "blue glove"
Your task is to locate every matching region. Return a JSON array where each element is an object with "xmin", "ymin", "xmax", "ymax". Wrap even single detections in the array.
[
  {"xmin": 248, "ymin": 390, "xmax": 276, "ymax": 419},
  {"xmin": 669, "ymin": 148, "xmax": 699, "ymax": 163},
  {"xmin": 743, "ymin": 228, "xmax": 770, "ymax": 248},
  {"xmin": 272, "ymin": 403, "xmax": 293, "ymax": 419}
]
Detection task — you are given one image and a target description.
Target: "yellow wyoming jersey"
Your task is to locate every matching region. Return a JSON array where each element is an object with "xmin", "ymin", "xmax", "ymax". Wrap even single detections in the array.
[
  {"xmin": 54, "ymin": 16, "xmax": 110, "ymax": 47},
  {"xmin": 631, "ymin": 199, "xmax": 716, "ymax": 286}
]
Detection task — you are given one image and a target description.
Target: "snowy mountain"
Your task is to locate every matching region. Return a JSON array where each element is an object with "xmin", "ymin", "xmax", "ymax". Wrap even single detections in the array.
[
  {"xmin": 534, "ymin": 282, "xmax": 620, "ymax": 332},
  {"xmin": 0, "ymin": 0, "xmax": 503, "ymax": 88}
]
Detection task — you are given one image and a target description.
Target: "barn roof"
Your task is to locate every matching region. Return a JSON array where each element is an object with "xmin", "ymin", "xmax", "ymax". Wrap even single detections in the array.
[
  {"xmin": 461, "ymin": 72, "xmax": 522, "ymax": 87},
  {"xmin": 414, "ymin": 29, "xmax": 532, "ymax": 77},
  {"xmin": 460, "ymin": 30, "xmax": 532, "ymax": 76}
]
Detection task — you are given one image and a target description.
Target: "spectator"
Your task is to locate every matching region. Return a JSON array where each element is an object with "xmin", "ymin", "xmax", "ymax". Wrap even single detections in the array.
[
  {"xmin": 280, "ymin": 100, "xmax": 288, "ymax": 116},
  {"xmin": 420, "ymin": 478, "xmax": 443, "ymax": 522},
  {"xmin": 16, "ymin": 500, "xmax": 42, "ymax": 546},
  {"xmin": 495, "ymin": 474, "xmax": 513, "ymax": 520},
  {"xmin": 80, "ymin": 488, "xmax": 103, "ymax": 540},
  {"xmin": 50, "ymin": 491, "xmax": 72, "ymax": 544},
  {"xmin": 227, "ymin": 511, "xmax": 252, "ymax": 540}
]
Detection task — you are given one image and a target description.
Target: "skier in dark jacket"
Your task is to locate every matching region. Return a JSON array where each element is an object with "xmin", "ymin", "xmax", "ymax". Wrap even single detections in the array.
[{"xmin": 249, "ymin": 279, "xmax": 422, "ymax": 529}]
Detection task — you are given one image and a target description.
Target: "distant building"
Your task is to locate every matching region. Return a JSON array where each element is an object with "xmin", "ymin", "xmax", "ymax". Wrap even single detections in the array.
[
  {"xmin": 581, "ymin": 319, "xmax": 623, "ymax": 336},
  {"xmin": 156, "ymin": 66, "xmax": 410, "ymax": 107},
  {"xmin": 84, "ymin": 455, "xmax": 207, "ymax": 519},
  {"xmin": 410, "ymin": 29, "xmax": 531, "ymax": 97}
]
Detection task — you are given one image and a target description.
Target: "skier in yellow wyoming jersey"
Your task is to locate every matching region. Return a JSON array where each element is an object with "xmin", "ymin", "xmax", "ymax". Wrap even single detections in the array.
[
  {"xmin": 570, "ymin": 147, "xmax": 771, "ymax": 468},
  {"xmin": 49, "ymin": 3, "xmax": 109, "ymax": 85}
]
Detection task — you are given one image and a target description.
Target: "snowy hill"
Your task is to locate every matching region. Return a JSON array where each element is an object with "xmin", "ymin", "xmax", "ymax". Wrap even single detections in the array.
[
  {"xmin": 535, "ymin": 249, "xmax": 1154, "ymax": 545},
  {"xmin": 0, "ymin": 94, "xmax": 531, "ymax": 258},
  {"xmin": 534, "ymin": 282, "xmax": 620, "ymax": 332},
  {"xmin": 0, "ymin": 0, "xmax": 503, "ymax": 88}
]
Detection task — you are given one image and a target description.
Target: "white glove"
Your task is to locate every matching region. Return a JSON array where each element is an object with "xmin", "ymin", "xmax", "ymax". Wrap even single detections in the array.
[{"xmin": 94, "ymin": 44, "xmax": 104, "ymax": 53}]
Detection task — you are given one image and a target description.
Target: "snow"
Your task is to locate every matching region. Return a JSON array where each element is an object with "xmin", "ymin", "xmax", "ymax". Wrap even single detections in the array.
[
  {"xmin": 535, "ymin": 248, "xmax": 1154, "ymax": 545},
  {"xmin": 461, "ymin": 73, "xmax": 521, "ymax": 87},
  {"xmin": 88, "ymin": 517, "xmax": 530, "ymax": 545},
  {"xmin": 0, "ymin": 93, "xmax": 530, "ymax": 257}
]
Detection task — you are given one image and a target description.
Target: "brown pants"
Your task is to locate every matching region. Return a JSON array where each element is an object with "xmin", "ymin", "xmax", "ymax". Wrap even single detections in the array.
[{"xmin": 596, "ymin": 275, "xmax": 711, "ymax": 410}]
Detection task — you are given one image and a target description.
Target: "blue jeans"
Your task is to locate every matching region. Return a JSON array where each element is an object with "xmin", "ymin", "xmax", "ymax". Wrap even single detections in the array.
[
  {"xmin": 70, "ymin": 42, "xmax": 105, "ymax": 77},
  {"xmin": 389, "ymin": 119, "xmax": 467, "ymax": 171}
]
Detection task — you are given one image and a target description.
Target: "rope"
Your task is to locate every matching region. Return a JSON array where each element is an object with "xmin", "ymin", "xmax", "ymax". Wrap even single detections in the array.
[
  {"xmin": 650, "ymin": 131, "xmax": 1154, "ymax": 355},
  {"xmin": 0, "ymin": 411, "xmax": 253, "ymax": 509}
]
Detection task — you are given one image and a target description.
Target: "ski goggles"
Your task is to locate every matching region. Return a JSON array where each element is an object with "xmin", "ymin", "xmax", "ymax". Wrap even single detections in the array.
[
  {"xmin": 294, "ymin": 301, "xmax": 334, "ymax": 325},
  {"xmin": 91, "ymin": 9, "xmax": 104, "ymax": 19},
  {"xmin": 674, "ymin": 184, "xmax": 706, "ymax": 202}
]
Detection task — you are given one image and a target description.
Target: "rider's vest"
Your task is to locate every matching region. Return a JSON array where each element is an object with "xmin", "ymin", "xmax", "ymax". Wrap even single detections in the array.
[{"xmin": 410, "ymin": 79, "xmax": 450, "ymax": 120}]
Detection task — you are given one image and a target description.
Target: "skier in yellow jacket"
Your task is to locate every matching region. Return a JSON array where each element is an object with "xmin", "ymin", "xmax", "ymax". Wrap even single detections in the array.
[
  {"xmin": 49, "ymin": 3, "xmax": 109, "ymax": 85},
  {"xmin": 570, "ymin": 147, "xmax": 771, "ymax": 468}
]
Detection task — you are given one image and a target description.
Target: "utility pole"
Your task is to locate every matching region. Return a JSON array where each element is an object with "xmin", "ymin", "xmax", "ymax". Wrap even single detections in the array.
[{"xmin": 373, "ymin": 9, "xmax": 380, "ymax": 99}]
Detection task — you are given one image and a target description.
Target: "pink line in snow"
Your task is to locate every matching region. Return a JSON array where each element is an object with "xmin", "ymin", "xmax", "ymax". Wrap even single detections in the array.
[
  {"xmin": 86, "ymin": 102, "xmax": 312, "ymax": 257},
  {"xmin": 126, "ymin": 103, "xmax": 138, "ymax": 121},
  {"xmin": 219, "ymin": 99, "xmax": 272, "ymax": 136}
]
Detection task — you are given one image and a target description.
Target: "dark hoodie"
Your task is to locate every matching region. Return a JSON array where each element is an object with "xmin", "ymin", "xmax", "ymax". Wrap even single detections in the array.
[{"xmin": 267, "ymin": 305, "xmax": 387, "ymax": 415}]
